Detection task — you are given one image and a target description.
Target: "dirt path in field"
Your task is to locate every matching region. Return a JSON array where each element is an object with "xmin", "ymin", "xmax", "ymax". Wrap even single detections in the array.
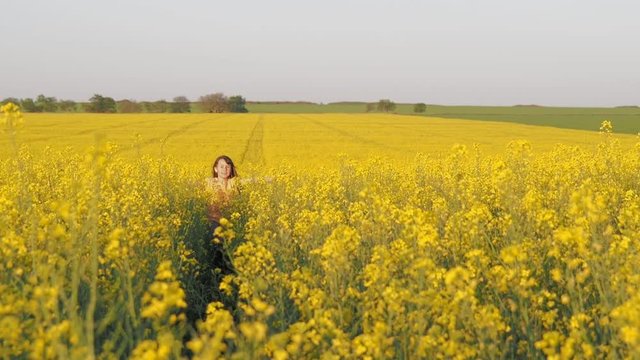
[{"xmin": 239, "ymin": 115, "xmax": 265, "ymax": 165}]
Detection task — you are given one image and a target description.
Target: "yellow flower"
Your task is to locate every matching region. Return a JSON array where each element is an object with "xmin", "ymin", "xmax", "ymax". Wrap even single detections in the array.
[
  {"xmin": 1, "ymin": 101, "xmax": 24, "ymax": 132},
  {"xmin": 599, "ymin": 120, "xmax": 613, "ymax": 133}
]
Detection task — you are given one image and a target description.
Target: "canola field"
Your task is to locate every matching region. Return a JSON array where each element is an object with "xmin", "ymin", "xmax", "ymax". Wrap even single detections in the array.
[
  {"xmin": 2, "ymin": 112, "xmax": 639, "ymax": 170},
  {"xmin": 2, "ymin": 104, "xmax": 640, "ymax": 359}
]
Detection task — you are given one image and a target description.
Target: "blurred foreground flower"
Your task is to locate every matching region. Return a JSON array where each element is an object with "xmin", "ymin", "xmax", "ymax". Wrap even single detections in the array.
[{"xmin": 1, "ymin": 102, "xmax": 24, "ymax": 134}]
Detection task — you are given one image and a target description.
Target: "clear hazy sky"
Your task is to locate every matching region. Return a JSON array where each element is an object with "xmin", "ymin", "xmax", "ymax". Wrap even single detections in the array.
[{"xmin": 1, "ymin": 0, "xmax": 638, "ymax": 106}]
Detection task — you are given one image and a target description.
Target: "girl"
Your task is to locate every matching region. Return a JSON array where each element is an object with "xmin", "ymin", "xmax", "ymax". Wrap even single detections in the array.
[
  {"xmin": 205, "ymin": 155, "xmax": 239, "ymax": 225},
  {"xmin": 203, "ymin": 155, "xmax": 238, "ymax": 292}
]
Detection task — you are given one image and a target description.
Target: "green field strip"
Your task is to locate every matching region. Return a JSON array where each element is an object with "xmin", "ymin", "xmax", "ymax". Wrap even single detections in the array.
[
  {"xmin": 246, "ymin": 103, "xmax": 640, "ymax": 135},
  {"xmin": 368, "ymin": 113, "xmax": 620, "ymax": 142},
  {"xmin": 407, "ymin": 106, "xmax": 640, "ymax": 135},
  {"xmin": 422, "ymin": 113, "xmax": 640, "ymax": 135}
]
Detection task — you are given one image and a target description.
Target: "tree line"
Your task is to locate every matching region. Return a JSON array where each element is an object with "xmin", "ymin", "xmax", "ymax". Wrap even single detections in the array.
[
  {"xmin": 0, "ymin": 93, "xmax": 249, "ymax": 113},
  {"xmin": 1, "ymin": 95, "xmax": 428, "ymax": 114},
  {"xmin": 366, "ymin": 99, "xmax": 427, "ymax": 113},
  {"xmin": 1, "ymin": 95, "xmax": 78, "ymax": 112}
]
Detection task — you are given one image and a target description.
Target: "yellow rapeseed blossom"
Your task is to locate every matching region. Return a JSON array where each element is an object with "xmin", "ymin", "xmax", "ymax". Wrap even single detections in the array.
[
  {"xmin": 1, "ymin": 102, "xmax": 24, "ymax": 133},
  {"xmin": 141, "ymin": 261, "xmax": 187, "ymax": 320},
  {"xmin": 599, "ymin": 120, "xmax": 613, "ymax": 134},
  {"xmin": 2, "ymin": 117, "xmax": 640, "ymax": 358}
]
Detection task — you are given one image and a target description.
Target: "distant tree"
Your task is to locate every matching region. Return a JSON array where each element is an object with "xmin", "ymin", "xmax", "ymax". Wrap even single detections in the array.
[
  {"xmin": 21, "ymin": 98, "xmax": 41, "ymax": 112},
  {"xmin": 139, "ymin": 101, "xmax": 153, "ymax": 113},
  {"xmin": 58, "ymin": 100, "xmax": 77, "ymax": 112},
  {"xmin": 140, "ymin": 100, "xmax": 169, "ymax": 113},
  {"xmin": 376, "ymin": 99, "xmax": 396, "ymax": 113},
  {"xmin": 228, "ymin": 95, "xmax": 248, "ymax": 113},
  {"xmin": 117, "ymin": 99, "xmax": 142, "ymax": 113},
  {"xmin": 1, "ymin": 97, "xmax": 20, "ymax": 106},
  {"xmin": 170, "ymin": 96, "xmax": 191, "ymax": 113},
  {"xmin": 35, "ymin": 94, "xmax": 58, "ymax": 112},
  {"xmin": 87, "ymin": 94, "xmax": 116, "ymax": 113},
  {"xmin": 413, "ymin": 103, "xmax": 427, "ymax": 113},
  {"xmin": 365, "ymin": 103, "xmax": 376, "ymax": 112},
  {"xmin": 153, "ymin": 100, "xmax": 170, "ymax": 113},
  {"xmin": 200, "ymin": 93, "xmax": 229, "ymax": 113}
]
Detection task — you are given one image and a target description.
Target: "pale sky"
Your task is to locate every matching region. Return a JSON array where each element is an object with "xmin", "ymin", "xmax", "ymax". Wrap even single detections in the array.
[{"xmin": 1, "ymin": 0, "xmax": 639, "ymax": 106}]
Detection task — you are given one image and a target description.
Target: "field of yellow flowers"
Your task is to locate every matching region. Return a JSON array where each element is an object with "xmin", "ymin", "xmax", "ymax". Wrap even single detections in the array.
[
  {"xmin": 2, "ymin": 112, "xmax": 638, "ymax": 169},
  {"xmin": 2, "ymin": 103, "xmax": 640, "ymax": 359}
]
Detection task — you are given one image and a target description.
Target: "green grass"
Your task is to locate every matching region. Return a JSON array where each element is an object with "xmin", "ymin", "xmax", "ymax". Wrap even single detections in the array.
[
  {"xmin": 245, "ymin": 103, "xmax": 640, "ymax": 135},
  {"xmin": 419, "ymin": 105, "xmax": 640, "ymax": 135}
]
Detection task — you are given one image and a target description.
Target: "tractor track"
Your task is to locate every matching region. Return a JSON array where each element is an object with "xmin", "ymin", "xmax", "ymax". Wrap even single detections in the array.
[
  {"xmin": 296, "ymin": 114, "xmax": 405, "ymax": 153},
  {"xmin": 27, "ymin": 117, "xmax": 167, "ymax": 144},
  {"xmin": 114, "ymin": 115, "xmax": 230, "ymax": 156},
  {"xmin": 239, "ymin": 115, "xmax": 265, "ymax": 166}
]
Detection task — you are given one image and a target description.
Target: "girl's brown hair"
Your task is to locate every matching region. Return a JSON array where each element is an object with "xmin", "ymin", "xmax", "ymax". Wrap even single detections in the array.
[{"xmin": 212, "ymin": 155, "xmax": 237, "ymax": 178}]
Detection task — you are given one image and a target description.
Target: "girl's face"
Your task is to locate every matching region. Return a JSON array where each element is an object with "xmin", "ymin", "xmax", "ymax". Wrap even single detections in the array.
[{"xmin": 215, "ymin": 159, "xmax": 232, "ymax": 179}]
